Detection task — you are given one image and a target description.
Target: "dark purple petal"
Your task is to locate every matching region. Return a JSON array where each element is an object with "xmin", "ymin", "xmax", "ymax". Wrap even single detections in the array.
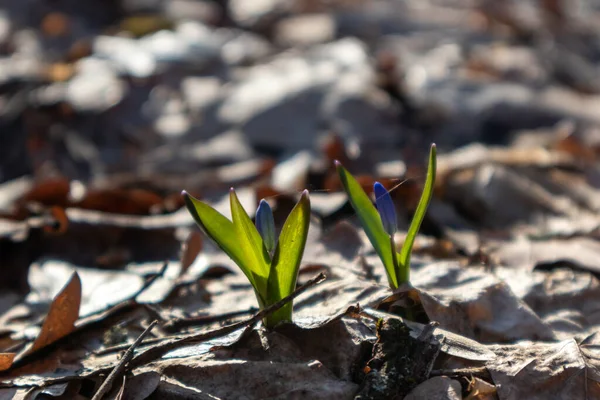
[
  {"xmin": 256, "ymin": 199, "xmax": 276, "ymax": 253},
  {"xmin": 373, "ymin": 182, "xmax": 397, "ymax": 236}
]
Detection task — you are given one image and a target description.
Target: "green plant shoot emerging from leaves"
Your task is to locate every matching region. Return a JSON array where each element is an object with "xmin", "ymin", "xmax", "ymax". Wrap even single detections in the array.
[
  {"xmin": 335, "ymin": 144, "xmax": 437, "ymax": 289},
  {"xmin": 182, "ymin": 189, "xmax": 311, "ymax": 328}
]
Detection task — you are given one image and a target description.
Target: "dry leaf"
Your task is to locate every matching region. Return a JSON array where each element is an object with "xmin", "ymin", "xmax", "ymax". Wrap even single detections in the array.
[
  {"xmin": 0, "ymin": 353, "xmax": 15, "ymax": 372},
  {"xmin": 25, "ymin": 272, "xmax": 81, "ymax": 355},
  {"xmin": 180, "ymin": 230, "xmax": 203, "ymax": 275},
  {"xmin": 405, "ymin": 376, "xmax": 462, "ymax": 400},
  {"xmin": 486, "ymin": 339, "xmax": 600, "ymax": 399},
  {"xmin": 465, "ymin": 377, "xmax": 497, "ymax": 400}
]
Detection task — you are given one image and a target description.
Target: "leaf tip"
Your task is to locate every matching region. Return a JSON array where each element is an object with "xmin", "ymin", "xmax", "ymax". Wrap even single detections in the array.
[
  {"xmin": 300, "ymin": 189, "xmax": 310, "ymax": 203},
  {"xmin": 181, "ymin": 190, "xmax": 189, "ymax": 198},
  {"xmin": 334, "ymin": 159, "xmax": 341, "ymax": 167}
]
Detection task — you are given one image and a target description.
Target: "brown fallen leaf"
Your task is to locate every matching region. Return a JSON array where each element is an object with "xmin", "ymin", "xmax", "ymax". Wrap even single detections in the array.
[
  {"xmin": 43, "ymin": 206, "xmax": 69, "ymax": 235},
  {"xmin": 77, "ymin": 188, "xmax": 164, "ymax": 215},
  {"xmin": 0, "ymin": 353, "xmax": 15, "ymax": 372},
  {"xmin": 465, "ymin": 376, "xmax": 497, "ymax": 400},
  {"xmin": 17, "ymin": 178, "xmax": 71, "ymax": 211},
  {"xmin": 180, "ymin": 230, "xmax": 203, "ymax": 276},
  {"xmin": 411, "ymin": 261, "xmax": 555, "ymax": 343},
  {"xmin": 486, "ymin": 338, "xmax": 600, "ymax": 400},
  {"xmin": 490, "ymin": 236, "xmax": 600, "ymax": 274},
  {"xmin": 21, "ymin": 272, "xmax": 81, "ymax": 357}
]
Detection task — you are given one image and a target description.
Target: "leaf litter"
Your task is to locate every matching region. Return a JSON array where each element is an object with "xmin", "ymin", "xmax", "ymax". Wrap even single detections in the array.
[{"xmin": 3, "ymin": 0, "xmax": 600, "ymax": 399}]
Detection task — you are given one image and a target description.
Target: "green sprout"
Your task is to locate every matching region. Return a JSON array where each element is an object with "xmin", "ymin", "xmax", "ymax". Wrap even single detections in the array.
[
  {"xmin": 335, "ymin": 144, "xmax": 437, "ymax": 289},
  {"xmin": 182, "ymin": 189, "xmax": 311, "ymax": 328}
]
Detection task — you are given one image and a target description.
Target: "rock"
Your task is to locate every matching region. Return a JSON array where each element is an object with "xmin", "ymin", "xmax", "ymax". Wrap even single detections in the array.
[
  {"xmin": 94, "ymin": 35, "xmax": 156, "ymax": 78},
  {"xmin": 12, "ymin": 28, "xmax": 41, "ymax": 57},
  {"xmin": 228, "ymin": 0, "xmax": 289, "ymax": 27},
  {"xmin": 0, "ymin": 11, "xmax": 11, "ymax": 47},
  {"xmin": 163, "ymin": 0, "xmax": 221, "ymax": 24},
  {"xmin": 275, "ymin": 14, "xmax": 336, "ymax": 47},
  {"xmin": 467, "ymin": 44, "xmax": 546, "ymax": 84},
  {"xmin": 94, "ymin": 21, "xmax": 220, "ymax": 78},
  {"xmin": 144, "ymin": 85, "xmax": 190, "ymax": 138},
  {"xmin": 66, "ymin": 57, "xmax": 125, "ymax": 112},
  {"xmin": 271, "ymin": 150, "xmax": 314, "ymax": 191},
  {"xmin": 141, "ymin": 21, "xmax": 220, "ymax": 64},
  {"xmin": 218, "ymin": 38, "xmax": 402, "ymax": 151},
  {"xmin": 217, "ymin": 29, "xmax": 272, "ymax": 66},
  {"xmin": 405, "ymin": 376, "xmax": 462, "ymax": 400},
  {"xmin": 181, "ymin": 76, "xmax": 223, "ymax": 113},
  {"xmin": 184, "ymin": 130, "xmax": 254, "ymax": 165}
]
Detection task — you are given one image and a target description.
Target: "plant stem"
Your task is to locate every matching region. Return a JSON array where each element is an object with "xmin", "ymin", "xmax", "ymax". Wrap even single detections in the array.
[
  {"xmin": 389, "ymin": 234, "xmax": 403, "ymax": 287},
  {"xmin": 393, "ymin": 234, "xmax": 410, "ymax": 284}
]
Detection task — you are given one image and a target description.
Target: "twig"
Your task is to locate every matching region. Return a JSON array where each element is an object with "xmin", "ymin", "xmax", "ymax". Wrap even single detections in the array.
[
  {"xmin": 429, "ymin": 366, "xmax": 491, "ymax": 380},
  {"xmin": 128, "ymin": 272, "xmax": 326, "ymax": 367},
  {"xmin": 94, "ymin": 336, "xmax": 171, "ymax": 356},
  {"xmin": 417, "ymin": 321, "xmax": 439, "ymax": 341},
  {"xmin": 16, "ymin": 273, "xmax": 327, "ymax": 392},
  {"xmin": 95, "ymin": 306, "xmax": 257, "ymax": 355},
  {"xmin": 163, "ymin": 307, "xmax": 258, "ymax": 332},
  {"xmin": 132, "ymin": 261, "xmax": 169, "ymax": 299},
  {"xmin": 91, "ymin": 320, "xmax": 158, "ymax": 400}
]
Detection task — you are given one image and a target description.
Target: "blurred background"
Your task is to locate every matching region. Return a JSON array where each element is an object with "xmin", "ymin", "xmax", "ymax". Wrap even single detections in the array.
[
  {"xmin": 2, "ymin": 0, "xmax": 599, "ymax": 181},
  {"xmin": 3, "ymin": 0, "xmax": 600, "ymax": 290}
]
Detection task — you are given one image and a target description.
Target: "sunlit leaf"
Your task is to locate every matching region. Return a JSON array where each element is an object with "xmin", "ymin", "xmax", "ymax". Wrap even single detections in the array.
[
  {"xmin": 229, "ymin": 189, "xmax": 270, "ymax": 293},
  {"xmin": 265, "ymin": 190, "xmax": 311, "ymax": 327},
  {"xmin": 183, "ymin": 191, "xmax": 264, "ymax": 302},
  {"xmin": 398, "ymin": 144, "xmax": 437, "ymax": 283},
  {"xmin": 184, "ymin": 188, "xmax": 313, "ymax": 327},
  {"xmin": 335, "ymin": 162, "xmax": 398, "ymax": 289}
]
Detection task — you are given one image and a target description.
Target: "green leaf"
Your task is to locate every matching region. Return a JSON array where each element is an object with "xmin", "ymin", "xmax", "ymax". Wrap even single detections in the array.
[
  {"xmin": 398, "ymin": 144, "xmax": 437, "ymax": 283},
  {"xmin": 229, "ymin": 189, "xmax": 270, "ymax": 295},
  {"xmin": 335, "ymin": 163, "xmax": 398, "ymax": 289},
  {"xmin": 182, "ymin": 191, "xmax": 266, "ymax": 304},
  {"xmin": 265, "ymin": 190, "xmax": 311, "ymax": 327}
]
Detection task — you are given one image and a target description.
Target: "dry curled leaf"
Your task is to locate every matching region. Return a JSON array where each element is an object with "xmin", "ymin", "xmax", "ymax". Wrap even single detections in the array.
[
  {"xmin": 180, "ymin": 230, "xmax": 203, "ymax": 275},
  {"xmin": 465, "ymin": 376, "xmax": 497, "ymax": 400},
  {"xmin": 43, "ymin": 206, "xmax": 69, "ymax": 235},
  {"xmin": 24, "ymin": 272, "xmax": 81, "ymax": 356},
  {"xmin": 0, "ymin": 353, "xmax": 15, "ymax": 372}
]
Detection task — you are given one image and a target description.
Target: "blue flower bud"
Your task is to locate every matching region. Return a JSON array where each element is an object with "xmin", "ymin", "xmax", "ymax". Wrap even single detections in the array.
[
  {"xmin": 373, "ymin": 182, "xmax": 397, "ymax": 236},
  {"xmin": 256, "ymin": 199, "xmax": 276, "ymax": 254}
]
